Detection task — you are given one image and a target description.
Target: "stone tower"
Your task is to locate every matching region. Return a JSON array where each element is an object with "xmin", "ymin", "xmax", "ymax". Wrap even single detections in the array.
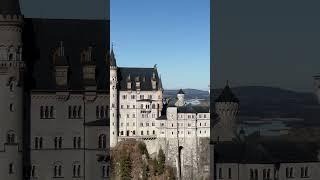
[
  {"xmin": 214, "ymin": 82, "xmax": 239, "ymax": 142},
  {"xmin": 0, "ymin": 0, "xmax": 24, "ymax": 179},
  {"xmin": 109, "ymin": 49, "xmax": 118, "ymax": 147},
  {"xmin": 313, "ymin": 74, "xmax": 320, "ymax": 104},
  {"xmin": 175, "ymin": 89, "xmax": 185, "ymax": 107}
]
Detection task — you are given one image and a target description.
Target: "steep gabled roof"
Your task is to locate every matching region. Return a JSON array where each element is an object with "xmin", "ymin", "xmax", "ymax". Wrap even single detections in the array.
[
  {"xmin": 117, "ymin": 67, "xmax": 161, "ymax": 91},
  {"xmin": 215, "ymin": 83, "xmax": 239, "ymax": 103},
  {"xmin": 0, "ymin": 0, "xmax": 21, "ymax": 15}
]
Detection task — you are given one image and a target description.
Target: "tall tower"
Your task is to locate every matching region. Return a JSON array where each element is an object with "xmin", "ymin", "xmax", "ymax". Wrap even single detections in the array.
[
  {"xmin": 175, "ymin": 89, "xmax": 185, "ymax": 107},
  {"xmin": 214, "ymin": 82, "xmax": 239, "ymax": 142},
  {"xmin": 313, "ymin": 74, "xmax": 320, "ymax": 104},
  {"xmin": 0, "ymin": 0, "xmax": 24, "ymax": 179},
  {"xmin": 109, "ymin": 49, "xmax": 118, "ymax": 147}
]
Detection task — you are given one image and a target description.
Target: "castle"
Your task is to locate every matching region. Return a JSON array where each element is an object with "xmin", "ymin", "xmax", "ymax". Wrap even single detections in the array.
[
  {"xmin": 109, "ymin": 48, "xmax": 243, "ymax": 179},
  {"xmin": 0, "ymin": 0, "xmax": 110, "ymax": 179}
]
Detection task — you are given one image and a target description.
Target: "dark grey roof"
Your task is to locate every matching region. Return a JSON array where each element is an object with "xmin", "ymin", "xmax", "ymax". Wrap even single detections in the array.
[
  {"xmin": 156, "ymin": 115, "xmax": 167, "ymax": 120},
  {"xmin": 178, "ymin": 89, "xmax": 185, "ymax": 94},
  {"xmin": 84, "ymin": 119, "xmax": 109, "ymax": 126},
  {"xmin": 177, "ymin": 105, "xmax": 209, "ymax": 113},
  {"xmin": 110, "ymin": 49, "xmax": 116, "ymax": 66},
  {"xmin": 214, "ymin": 141, "xmax": 319, "ymax": 163},
  {"xmin": 117, "ymin": 67, "xmax": 162, "ymax": 91},
  {"xmin": 215, "ymin": 84, "xmax": 239, "ymax": 103},
  {"xmin": 22, "ymin": 18, "xmax": 109, "ymax": 91},
  {"xmin": 0, "ymin": 0, "xmax": 21, "ymax": 15}
]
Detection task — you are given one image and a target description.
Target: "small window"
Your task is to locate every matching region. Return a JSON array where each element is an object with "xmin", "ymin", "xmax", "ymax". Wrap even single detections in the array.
[
  {"xmin": 9, "ymin": 163, "xmax": 14, "ymax": 174},
  {"xmin": 9, "ymin": 103, "xmax": 14, "ymax": 112}
]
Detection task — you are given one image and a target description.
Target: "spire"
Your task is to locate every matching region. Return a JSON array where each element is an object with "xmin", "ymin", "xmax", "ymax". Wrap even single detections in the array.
[
  {"xmin": 178, "ymin": 89, "xmax": 185, "ymax": 94},
  {"xmin": 0, "ymin": 0, "xmax": 21, "ymax": 15},
  {"xmin": 215, "ymin": 81, "xmax": 239, "ymax": 103},
  {"xmin": 110, "ymin": 47, "xmax": 117, "ymax": 67}
]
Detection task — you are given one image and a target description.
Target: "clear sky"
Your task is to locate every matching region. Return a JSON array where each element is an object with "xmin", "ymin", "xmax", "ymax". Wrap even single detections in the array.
[
  {"xmin": 213, "ymin": 0, "xmax": 320, "ymax": 92},
  {"xmin": 111, "ymin": 0, "xmax": 210, "ymax": 90},
  {"xmin": 20, "ymin": 0, "xmax": 108, "ymax": 19}
]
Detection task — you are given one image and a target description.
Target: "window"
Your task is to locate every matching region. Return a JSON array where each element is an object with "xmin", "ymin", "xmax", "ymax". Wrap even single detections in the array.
[
  {"xmin": 6, "ymin": 131, "xmax": 15, "ymax": 144},
  {"xmin": 141, "ymin": 104, "xmax": 143, "ymax": 109},
  {"xmin": 53, "ymin": 163, "xmax": 63, "ymax": 177},
  {"xmin": 204, "ymin": 114, "xmax": 207, "ymax": 118},
  {"xmin": 140, "ymin": 95, "xmax": 144, "ymax": 99},
  {"xmin": 152, "ymin": 122, "xmax": 155, "ymax": 126},
  {"xmin": 147, "ymin": 131, "xmax": 149, "ymax": 135},
  {"xmin": 228, "ymin": 168, "xmax": 232, "ymax": 179},
  {"xmin": 250, "ymin": 169, "xmax": 254, "ymax": 180},
  {"xmin": 9, "ymin": 163, "xmax": 14, "ymax": 174},
  {"xmin": 73, "ymin": 137, "xmax": 81, "ymax": 149},
  {"xmin": 9, "ymin": 103, "xmax": 14, "ymax": 112},
  {"xmin": 31, "ymin": 165, "xmax": 36, "ymax": 177},
  {"xmin": 35, "ymin": 137, "xmax": 43, "ymax": 149},
  {"xmin": 141, "ymin": 131, "xmax": 143, "ymax": 135},
  {"xmin": 133, "ymin": 105, "xmax": 136, "ymax": 109},
  {"xmin": 152, "ymin": 104, "xmax": 155, "ymax": 109},
  {"xmin": 131, "ymin": 95, "xmax": 135, "ymax": 99},
  {"xmin": 153, "ymin": 130, "xmax": 155, "ymax": 135},
  {"xmin": 40, "ymin": 106, "xmax": 44, "ymax": 118},
  {"xmin": 133, "ymin": 114, "xmax": 136, "ymax": 118},
  {"xmin": 140, "ymin": 123, "xmax": 143, "ymax": 127},
  {"xmin": 127, "ymin": 105, "xmax": 130, "ymax": 109},
  {"xmin": 127, "ymin": 114, "xmax": 129, "ymax": 118},
  {"xmin": 99, "ymin": 134, "xmax": 107, "ymax": 149},
  {"xmin": 73, "ymin": 163, "xmax": 81, "ymax": 177},
  {"xmin": 121, "ymin": 131, "xmax": 124, "ymax": 135},
  {"xmin": 102, "ymin": 165, "xmax": 109, "ymax": 178},
  {"xmin": 133, "ymin": 130, "xmax": 135, "ymax": 135},
  {"xmin": 54, "ymin": 137, "xmax": 62, "ymax": 149},
  {"xmin": 148, "ymin": 95, "xmax": 152, "ymax": 99},
  {"xmin": 301, "ymin": 167, "xmax": 309, "ymax": 178},
  {"xmin": 218, "ymin": 168, "xmax": 222, "ymax": 179}
]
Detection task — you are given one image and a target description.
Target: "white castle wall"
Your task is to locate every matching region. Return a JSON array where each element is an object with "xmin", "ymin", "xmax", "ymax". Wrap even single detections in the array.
[{"xmin": 0, "ymin": 14, "xmax": 24, "ymax": 180}]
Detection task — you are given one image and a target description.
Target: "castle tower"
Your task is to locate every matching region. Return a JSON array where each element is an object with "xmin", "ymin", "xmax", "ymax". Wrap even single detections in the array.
[
  {"xmin": 109, "ymin": 48, "xmax": 118, "ymax": 147},
  {"xmin": 53, "ymin": 41, "xmax": 69, "ymax": 89},
  {"xmin": 0, "ymin": 0, "xmax": 24, "ymax": 179},
  {"xmin": 81, "ymin": 45, "xmax": 97, "ymax": 91},
  {"xmin": 175, "ymin": 89, "xmax": 185, "ymax": 107},
  {"xmin": 313, "ymin": 74, "xmax": 320, "ymax": 104},
  {"xmin": 214, "ymin": 81, "xmax": 239, "ymax": 142}
]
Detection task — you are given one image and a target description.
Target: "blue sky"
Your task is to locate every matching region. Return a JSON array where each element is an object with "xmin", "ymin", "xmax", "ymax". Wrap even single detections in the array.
[{"xmin": 111, "ymin": 0, "xmax": 210, "ymax": 90}]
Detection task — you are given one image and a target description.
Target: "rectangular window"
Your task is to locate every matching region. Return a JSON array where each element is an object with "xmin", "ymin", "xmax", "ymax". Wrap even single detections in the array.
[{"xmin": 228, "ymin": 168, "xmax": 232, "ymax": 179}]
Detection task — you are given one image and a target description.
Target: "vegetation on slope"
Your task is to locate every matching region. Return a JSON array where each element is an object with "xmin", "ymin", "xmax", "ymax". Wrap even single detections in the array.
[{"xmin": 110, "ymin": 139, "xmax": 176, "ymax": 180}]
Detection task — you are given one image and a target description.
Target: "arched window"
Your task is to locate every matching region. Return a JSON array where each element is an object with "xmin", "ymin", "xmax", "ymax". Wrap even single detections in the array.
[
  {"xmin": 31, "ymin": 165, "xmax": 36, "ymax": 177},
  {"xmin": 39, "ymin": 137, "xmax": 43, "ymax": 149},
  {"xmin": 96, "ymin": 106, "xmax": 100, "ymax": 118},
  {"xmin": 78, "ymin": 106, "xmax": 82, "ymax": 118},
  {"xmin": 7, "ymin": 131, "xmax": 15, "ymax": 144},
  {"xmin": 45, "ymin": 106, "xmax": 49, "ymax": 118},
  {"xmin": 100, "ymin": 106, "xmax": 104, "ymax": 118},
  {"xmin": 50, "ymin": 106, "xmax": 54, "ymax": 118},
  {"xmin": 68, "ymin": 106, "xmax": 72, "ymax": 119},
  {"xmin": 152, "ymin": 104, "xmax": 155, "ymax": 109},
  {"xmin": 53, "ymin": 162, "xmax": 63, "ymax": 177},
  {"xmin": 54, "ymin": 137, "xmax": 58, "ymax": 149},
  {"xmin": 102, "ymin": 164, "xmax": 109, "ymax": 177},
  {"xmin": 73, "ymin": 106, "xmax": 77, "ymax": 118},
  {"xmin": 153, "ymin": 130, "xmax": 155, "ymax": 135},
  {"xmin": 59, "ymin": 137, "xmax": 62, "ymax": 148},
  {"xmin": 73, "ymin": 162, "xmax": 81, "ymax": 177},
  {"xmin": 99, "ymin": 134, "xmax": 106, "ymax": 149},
  {"xmin": 9, "ymin": 163, "xmax": 14, "ymax": 174},
  {"xmin": 8, "ymin": 53, "xmax": 13, "ymax": 61}
]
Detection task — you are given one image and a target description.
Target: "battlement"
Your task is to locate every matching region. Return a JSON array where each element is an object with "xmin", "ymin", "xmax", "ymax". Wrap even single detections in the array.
[
  {"xmin": 0, "ymin": 14, "xmax": 23, "ymax": 23},
  {"xmin": 0, "ymin": 60, "xmax": 24, "ymax": 74}
]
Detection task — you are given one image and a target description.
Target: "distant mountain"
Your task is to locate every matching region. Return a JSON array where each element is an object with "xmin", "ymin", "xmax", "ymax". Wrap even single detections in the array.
[
  {"xmin": 165, "ymin": 86, "xmax": 320, "ymax": 126},
  {"xmin": 164, "ymin": 89, "xmax": 209, "ymax": 100},
  {"xmin": 214, "ymin": 86, "xmax": 320, "ymax": 126}
]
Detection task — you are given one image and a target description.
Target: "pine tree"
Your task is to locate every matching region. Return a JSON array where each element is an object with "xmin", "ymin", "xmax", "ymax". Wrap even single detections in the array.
[
  {"xmin": 119, "ymin": 153, "xmax": 132, "ymax": 180},
  {"xmin": 157, "ymin": 148, "xmax": 166, "ymax": 175}
]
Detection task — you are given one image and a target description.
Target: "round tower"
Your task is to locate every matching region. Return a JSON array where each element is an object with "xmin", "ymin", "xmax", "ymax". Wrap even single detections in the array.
[
  {"xmin": 109, "ymin": 48, "xmax": 118, "ymax": 147},
  {"xmin": 175, "ymin": 89, "xmax": 185, "ymax": 107},
  {"xmin": 215, "ymin": 81, "xmax": 239, "ymax": 141},
  {"xmin": 0, "ymin": 0, "xmax": 24, "ymax": 179},
  {"xmin": 313, "ymin": 74, "xmax": 320, "ymax": 104}
]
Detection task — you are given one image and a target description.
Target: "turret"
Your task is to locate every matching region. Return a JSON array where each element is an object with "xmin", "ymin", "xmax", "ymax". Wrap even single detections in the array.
[
  {"xmin": 53, "ymin": 41, "xmax": 69, "ymax": 89},
  {"xmin": 214, "ymin": 81, "xmax": 239, "ymax": 141},
  {"xmin": 81, "ymin": 46, "xmax": 97, "ymax": 91},
  {"xmin": 0, "ymin": 0, "xmax": 24, "ymax": 179},
  {"xmin": 175, "ymin": 89, "xmax": 185, "ymax": 107},
  {"xmin": 313, "ymin": 74, "xmax": 320, "ymax": 104},
  {"xmin": 109, "ymin": 48, "xmax": 118, "ymax": 147}
]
